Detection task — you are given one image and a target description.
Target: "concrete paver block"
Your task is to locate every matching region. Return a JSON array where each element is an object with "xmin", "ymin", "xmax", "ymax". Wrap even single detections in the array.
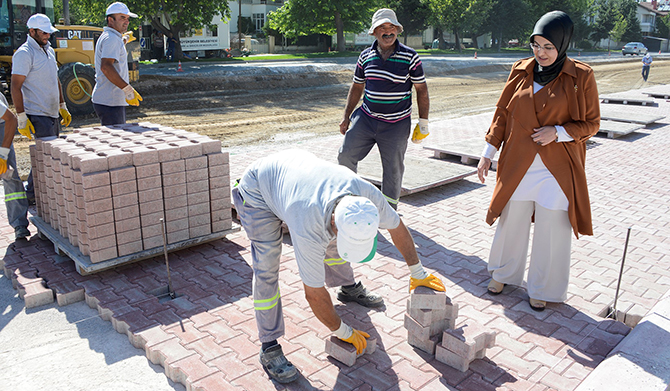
[
  {"xmin": 435, "ymin": 344, "xmax": 470, "ymax": 372},
  {"xmin": 20, "ymin": 281, "xmax": 55, "ymax": 308},
  {"xmin": 325, "ymin": 336, "xmax": 376, "ymax": 367},
  {"xmin": 441, "ymin": 321, "xmax": 496, "ymax": 362},
  {"xmin": 408, "ymin": 286, "xmax": 449, "ymax": 310},
  {"xmin": 408, "ymin": 332, "xmax": 441, "ymax": 355}
]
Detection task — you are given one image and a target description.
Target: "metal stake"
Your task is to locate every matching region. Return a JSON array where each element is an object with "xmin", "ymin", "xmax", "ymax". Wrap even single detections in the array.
[
  {"xmin": 160, "ymin": 218, "xmax": 176, "ymax": 299},
  {"xmin": 612, "ymin": 227, "xmax": 632, "ymax": 321}
]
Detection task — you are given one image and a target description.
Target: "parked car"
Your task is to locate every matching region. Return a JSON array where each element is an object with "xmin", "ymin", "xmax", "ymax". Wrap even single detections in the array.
[{"xmin": 622, "ymin": 42, "xmax": 648, "ymax": 56}]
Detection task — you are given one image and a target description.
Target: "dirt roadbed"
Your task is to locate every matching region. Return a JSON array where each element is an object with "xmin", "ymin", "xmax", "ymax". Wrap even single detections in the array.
[{"xmin": 10, "ymin": 57, "xmax": 670, "ymax": 177}]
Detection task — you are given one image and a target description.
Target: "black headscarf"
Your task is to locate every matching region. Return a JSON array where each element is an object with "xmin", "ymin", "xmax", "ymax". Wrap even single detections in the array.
[{"xmin": 530, "ymin": 11, "xmax": 574, "ymax": 86}]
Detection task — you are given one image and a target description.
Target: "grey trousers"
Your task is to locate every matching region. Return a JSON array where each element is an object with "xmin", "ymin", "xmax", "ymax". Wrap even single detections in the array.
[
  {"xmin": 233, "ymin": 186, "xmax": 355, "ymax": 343},
  {"xmin": 338, "ymin": 107, "xmax": 411, "ymax": 209},
  {"xmin": 0, "ymin": 124, "xmax": 29, "ymax": 229}
]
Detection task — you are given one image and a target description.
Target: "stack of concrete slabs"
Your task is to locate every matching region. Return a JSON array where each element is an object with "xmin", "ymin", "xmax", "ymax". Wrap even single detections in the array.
[
  {"xmin": 424, "ymin": 138, "xmax": 499, "ymax": 170},
  {"xmin": 599, "ymin": 103, "xmax": 666, "ymax": 125},
  {"xmin": 642, "ymin": 84, "xmax": 670, "ymax": 100},
  {"xmin": 600, "ymin": 95, "xmax": 655, "ymax": 106},
  {"xmin": 598, "ymin": 120, "xmax": 644, "ymax": 138},
  {"xmin": 355, "ymin": 149, "xmax": 476, "ymax": 196}
]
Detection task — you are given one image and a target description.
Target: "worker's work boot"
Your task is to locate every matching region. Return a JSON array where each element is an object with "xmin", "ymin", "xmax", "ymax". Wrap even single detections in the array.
[
  {"xmin": 14, "ymin": 226, "xmax": 30, "ymax": 240},
  {"xmin": 337, "ymin": 281, "xmax": 384, "ymax": 308},
  {"xmin": 259, "ymin": 344, "xmax": 299, "ymax": 384}
]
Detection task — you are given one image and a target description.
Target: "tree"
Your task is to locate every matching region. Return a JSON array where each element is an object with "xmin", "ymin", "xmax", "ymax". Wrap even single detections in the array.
[
  {"xmin": 481, "ymin": 0, "xmax": 533, "ymax": 52},
  {"xmin": 424, "ymin": 0, "xmax": 489, "ymax": 52},
  {"xmin": 267, "ymin": 0, "xmax": 381, "ymax": 52},
  {"xmin": 590, "ymin": 0, "xmax": 617, "ymax": 49},
  {"xmin": 617, "ymin": 0, "xmax": 642, "ymax": 42},
  {"xmin": 388, "ymin": 0, "xmax": 431, "ymax": 46},
  {"xmin": 63, "ymin": 0, "xmax": 231, "ymax": 60}
]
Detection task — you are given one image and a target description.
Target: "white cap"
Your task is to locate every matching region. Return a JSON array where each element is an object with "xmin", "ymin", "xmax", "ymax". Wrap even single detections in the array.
[
  {"xmin": 368, "ymin": 8, "xmax": 403, "ymax": 35},
  {"xmin": 106, "ymin": 2, "xmax": 138, "ymax": 18},
  {"xmin": 27, "ymin": 14, "xmax": 58, "ymax": 34},
  {"xmin": 335, "ymin": 196, "xmax": 379, "ymax": 263}
]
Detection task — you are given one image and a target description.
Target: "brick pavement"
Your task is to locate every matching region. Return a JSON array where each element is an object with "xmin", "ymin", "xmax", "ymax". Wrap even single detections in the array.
[{"xmin": 2, "ymin": 86, "xmax": 670, "ymax": 390}]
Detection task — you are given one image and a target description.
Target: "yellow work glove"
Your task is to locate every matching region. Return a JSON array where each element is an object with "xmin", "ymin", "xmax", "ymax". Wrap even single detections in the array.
[
  {"xmin": 342, "ymin": 329, "xmax": 370, "ymax": 355},
  {"xmin": 17, "ymin": 112, "xmax": 34, "ymax": 140},
  {"xmin": 411, "ymin": 118, "xmax": 430, "ymax": 144},
  {"xmin": 59, "ymin": 102, "xmax": 72, "ymax": 127},
  {"xmin": 0, "ymin": 147, "xmax": 9, "ymax": 175},
  {"xmin": 122, "ymin": 84, "xmax": 143, "ymax": 106},
  {"xmin": 410, "ymin": 273, "xmax": 446, "ymax": 292},
  {"xmin": 334, "ymin": 321, "xmax": 370, "ymax": 355},
  {"xmin": 122, "ymin": 31, "xmax": 136, "ymax": 44}
]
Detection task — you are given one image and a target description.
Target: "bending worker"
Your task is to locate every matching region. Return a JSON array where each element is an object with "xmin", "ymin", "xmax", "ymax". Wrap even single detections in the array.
[
  {"xmin": 92, "ymin": 2, "xmax": 142, "ymax": 125},
  {"xmin": 11, "ymin": 13, "xmax": 71, "ymax": 209},
  {"xmin": 233, "ymin": 149, "xmax": 445, "ymax": 383}
]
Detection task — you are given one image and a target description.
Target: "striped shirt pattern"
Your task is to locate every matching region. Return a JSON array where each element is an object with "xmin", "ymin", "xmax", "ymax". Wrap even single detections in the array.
[{"xmin": 354, "ymin": 40, "xmax": 425, "ymax": 123}]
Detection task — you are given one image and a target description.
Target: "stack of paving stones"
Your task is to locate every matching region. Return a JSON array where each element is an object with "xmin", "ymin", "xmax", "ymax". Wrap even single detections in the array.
[
  {"xmin": 29, "ymin": 122, "xmax": 232, "ymax": 264},
  {"xmin": 404, "ymin": 286, "xmax": 496, "ymax": 372}
]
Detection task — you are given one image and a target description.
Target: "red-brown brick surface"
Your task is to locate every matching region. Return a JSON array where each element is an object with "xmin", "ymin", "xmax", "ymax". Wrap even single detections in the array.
[{"xmin": 3, "ymin": 100, "xmax": 670, "ymax": 390}]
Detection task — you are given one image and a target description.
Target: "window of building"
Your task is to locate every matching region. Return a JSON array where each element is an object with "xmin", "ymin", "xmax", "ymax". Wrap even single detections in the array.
[{"xmin": 252, "ymin": 13, "xmax": 265, "ymax": 32}]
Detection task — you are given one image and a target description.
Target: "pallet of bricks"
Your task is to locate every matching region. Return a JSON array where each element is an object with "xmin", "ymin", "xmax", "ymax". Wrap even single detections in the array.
[
  {"xmin": 29, "ymin": 122, "xmax": 233, "ymax": 271},
  {"xmin": 404, "ymin": 286, "xmax": 496, "ymax": 372}
]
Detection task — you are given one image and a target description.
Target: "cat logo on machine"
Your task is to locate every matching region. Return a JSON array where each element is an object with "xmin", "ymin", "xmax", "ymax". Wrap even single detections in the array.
[{"xmin": 67, "ymin": 30, "xmax": 83, "ymax": 39}]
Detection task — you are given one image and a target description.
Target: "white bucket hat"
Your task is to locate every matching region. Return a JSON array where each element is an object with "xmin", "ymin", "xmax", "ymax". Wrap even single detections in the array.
[
  {"xmin": 106, "ymin": 2, "xmax": 138, "ymax": 18},
  {"xmin": 368, "ymin": 8, "xmax": 403, "ymax": 35},
  {"xmin": 27, "ymin": 14, "xmax": 58, "ymax": 34},
  {"xmin": 335, "ymin": 195, "xmax": 380, "ymax": 263}
]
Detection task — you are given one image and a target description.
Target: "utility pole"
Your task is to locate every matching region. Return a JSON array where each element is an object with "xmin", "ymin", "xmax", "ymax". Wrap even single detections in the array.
[
  {"xmin": 63, "ymin": 0, "xmax": 70, "ymax": 25},
  {"xmin": 238, "ymin": 0, "xmax": 242, "ymax": 49}
]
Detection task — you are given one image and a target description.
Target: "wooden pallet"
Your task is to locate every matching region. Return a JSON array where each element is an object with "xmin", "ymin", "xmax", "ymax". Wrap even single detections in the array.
[
  {"xmin": 424, "ymin": 138, "xmax": 499, "ymax": 170},
  {"xmin": 598, "ymin": 120, "xmax": 644, "ymax": 138},
  {"xmin": 30, "ymin": 216, "xmax": 240, "ymax": 275},
  {"xmin": 600, "ymin": 96, "xmax": 655, "ymax": 106}
]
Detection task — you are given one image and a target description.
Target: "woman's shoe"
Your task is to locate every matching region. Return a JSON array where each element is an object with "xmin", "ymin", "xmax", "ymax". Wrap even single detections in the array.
[
  {"xmin": 487, "ymin": 278, "xmax": 505, "ymax": 295},
  {"xmin": 529, "ymin": 298, "xmax": 546, "ymax": 312}
]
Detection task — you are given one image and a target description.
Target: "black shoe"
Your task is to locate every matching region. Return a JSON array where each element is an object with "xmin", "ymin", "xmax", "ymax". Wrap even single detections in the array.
[
  {"xmin": 27, "ymin": 197, "xmax": 35, "ymax": 206},
  {"xmin": 15, "ymin": 226, "xmax": 30, "ymax": 240},
  {"xmin": 259, "ymin": 344, "xmax": 299, "ymax": 384},
  {"xmin": 337, "ymin": 281, "xmax": 384, "ymax": 307}
]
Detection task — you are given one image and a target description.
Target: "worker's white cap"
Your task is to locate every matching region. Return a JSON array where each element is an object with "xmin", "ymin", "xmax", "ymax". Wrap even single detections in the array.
[
  {"xmin": 368, "ymin": 8, "xmax": 403, "ymax": 35},
  {"xmin": 335, "ymin": 196, "xmax": 379, "ymax": 263},
  {"xmin": 27, "ymin": 14, "xmax": 58, "ymax": 34},
  {"xmin": 106, "ymin": 2, "xmax": 138, "ymax": 18}
]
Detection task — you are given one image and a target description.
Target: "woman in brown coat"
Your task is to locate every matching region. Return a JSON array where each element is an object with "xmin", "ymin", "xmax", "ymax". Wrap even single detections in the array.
[{"xmin": 477, "ymin": 11, "xmax": 600, "ymax": 311}]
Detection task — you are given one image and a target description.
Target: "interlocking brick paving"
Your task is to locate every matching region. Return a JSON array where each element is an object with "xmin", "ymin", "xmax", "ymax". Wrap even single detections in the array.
[{"xmin": 2, "ymin": 87, "xmax": 670, "ymax": 390}]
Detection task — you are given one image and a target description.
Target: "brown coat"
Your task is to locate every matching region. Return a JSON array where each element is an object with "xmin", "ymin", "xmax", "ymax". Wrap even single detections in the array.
[{"xmin": 485, "ymin": 57, "xmax": 600, "ymax": 237}]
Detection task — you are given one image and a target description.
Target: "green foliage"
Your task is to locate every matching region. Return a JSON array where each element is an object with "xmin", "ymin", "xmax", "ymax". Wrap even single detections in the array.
[
  {"xmin": 657, "ymin": 15, "xmax": 670, "ymax": 38},
  {"xmin": 423, "ymin": 0, "xmax": 492, "ymax": 51},
  {"xmin": 239, "ymin": 17, "xmax": 255, "ymax": 35},
  {"xmin": 388, "ymin": 0, "xmax": 431, "ymax": 38},
  {"xmin": 267, "ymin": 0, "xmax": 379, "ymax": 38}
]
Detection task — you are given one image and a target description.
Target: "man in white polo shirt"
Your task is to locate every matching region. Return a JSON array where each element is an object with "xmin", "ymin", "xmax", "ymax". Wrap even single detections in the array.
[
  {"xmin": 11, "ymin": 13, "xmax": 72, "ymax": 206},
  {"xmin": 92, "ymin": 2, "xmax": 142, "ymax": 125}
]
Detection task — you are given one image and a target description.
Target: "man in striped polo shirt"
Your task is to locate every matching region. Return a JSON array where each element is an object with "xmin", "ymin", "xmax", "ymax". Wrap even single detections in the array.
[{"xmin": 338, "ymin": 8, "xmax": 430, "ymax": 211}]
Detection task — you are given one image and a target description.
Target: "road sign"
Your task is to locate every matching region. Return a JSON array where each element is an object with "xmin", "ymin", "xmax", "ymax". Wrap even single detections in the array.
[{"xmin": 140, "ymin": 37, "xmax": 146, "ymax": 48}]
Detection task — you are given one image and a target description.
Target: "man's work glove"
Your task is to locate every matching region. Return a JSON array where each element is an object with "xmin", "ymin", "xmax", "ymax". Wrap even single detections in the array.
[
  {"xmin": 17, "ymin": 112, "xmax": 34, "ymax": 140},
  {"xmin": 122, "ymin": 31, "xmax": 136, "ymax": 44},
  {"xmin": 59, "ymin": 102, "xmax": 72, "ymax": 127},
  {"xmin": 0, "ymin": 147, "xmax": 9, "ymax": 175},
  {"xmin": 333, "ymin": 321, "xmax": 370, "ymax": 355},
  {"xmin": 123, "ymin": 85, "xmax": 143, "ymax": 106},
  {"xmin": 410, "ymin": 274, "xmax": 446, "ymax": 292},
  {"xmin": 411, "ymin": 118, "xmax": 430, "ymax": 144}
]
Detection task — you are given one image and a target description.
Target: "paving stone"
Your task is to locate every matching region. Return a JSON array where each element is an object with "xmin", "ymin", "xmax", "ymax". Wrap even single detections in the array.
[
  {"xmin": 408, "ymin": 286, "xmax": 449, "ymax": 310},
  {"xmin": 324, "ymin": 336, "xmax": 376, "ymax": 367}
]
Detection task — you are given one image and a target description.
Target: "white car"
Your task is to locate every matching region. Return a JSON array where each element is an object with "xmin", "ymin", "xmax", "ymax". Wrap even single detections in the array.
[{"xmin": 622, "ymin": 42, "xmax": 648, "ymax": 56}]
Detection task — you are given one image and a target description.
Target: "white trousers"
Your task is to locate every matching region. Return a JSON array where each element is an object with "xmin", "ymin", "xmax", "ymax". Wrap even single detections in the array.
[{"xmin": 488, "ymin": 201, "xmax": 572, "ymax": 302}]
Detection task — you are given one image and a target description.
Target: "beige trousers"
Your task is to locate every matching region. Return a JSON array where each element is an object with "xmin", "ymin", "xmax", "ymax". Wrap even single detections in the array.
[{"xmin": 488, "ymin": 201, "xmax": 572, "ymax": 302}]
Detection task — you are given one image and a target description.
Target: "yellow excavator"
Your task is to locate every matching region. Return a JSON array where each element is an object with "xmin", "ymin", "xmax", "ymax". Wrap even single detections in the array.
[{"xmin": 0, "ymin": 0, "xmax": 139, "ymax": 115}]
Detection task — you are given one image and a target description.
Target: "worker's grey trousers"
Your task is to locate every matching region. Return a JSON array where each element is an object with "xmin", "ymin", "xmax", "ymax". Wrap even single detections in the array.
[
  {"xmin": 0, "ymin": 124, "xmax": 29, "ymax": 229},
  {"xmin": 232, "ymin": 186, "xmax": 355, "ymax": 343},
  {"xmin": 338, "ymin": 107, "xmax": 411, "ymax": 210}
]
